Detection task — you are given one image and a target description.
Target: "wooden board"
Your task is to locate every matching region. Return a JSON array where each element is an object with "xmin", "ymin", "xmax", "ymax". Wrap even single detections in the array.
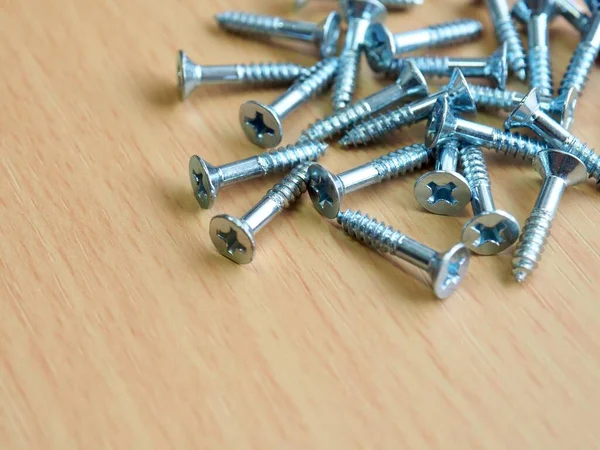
[{"xmin": 2, "ymin": 0, "xmax": 600, "ymax": 448}]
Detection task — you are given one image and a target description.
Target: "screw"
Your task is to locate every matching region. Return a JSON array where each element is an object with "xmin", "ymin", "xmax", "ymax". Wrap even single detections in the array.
[
  {"xmin": 414, "ymin": 139, "xmax": 472, "ymax": 216},
  {"xmin": 512, "ymin": 150, "xmax": 587, "ymax": 282},
  {"xmin": 335, "ymin": 209, "xmax": 471, "ymax": 299},
  {"xmin": 339, "ymin": 69, "xmax": 475, "ymax": 147},
  {"xmin": 559, "ymin": 11, "xmax": 600, "ymax": 96},
  {"xmin": 294, "ymin": 0, "xmax": 423, "ymax": 10},
  {"xmin": 301, "ymin": 62, "xmax": 428, "ymax": 142},
  {"xmin": 505, "ymin": 88, "xmax": 600, "ymax": 182},
  {"xmin": 512, "ymin": 0, "xmax": 591, "ymax": 34},
  {"xmin": 363, "ymin": 20, "xmax": 483, "ymax": 72},
  {"xmin": 425, "ymin": 95, "xmax": 548, "ymax": 161},
  {"xmin": 526, "ymin": 0, "xmax": 554, "ymax": 98},
  {"xmin": 189, "ymin": 140, "xmax": 327, "ymax": 209},
  {"xmin": 239, "ymin": 57, "xmax": 338, "ymax": 148},
  {"xmin": 459, "ymin": 146, "xmax": 521, "ymax": 255},
  {"xmin": 215, "ymin": 11, "xmax": 342, "ymax": 58},
  {"xmin": 486, "ymin": 0, "xmax": 527, "ymax": 80},
  {"xmin": 468, "ymin": 84, "xmax": 578, "ymax": 130},
  {"xmin": 308, "ymin": 143, "xmax": 433, "ymax": 218},
  {"xmin": 376, "ymin": 44, "xmax": 508, "ymax": 89},
  {"xmin": 210, "ymin": 162, "xmax": 312, "ymax": 264},
  {"xmin": 177, "ymin": 51, "xmax": 309, "ymax": 101},
  {"xmin": 332, "ymin": 0, "xmax": 387, "ymax": 110}
]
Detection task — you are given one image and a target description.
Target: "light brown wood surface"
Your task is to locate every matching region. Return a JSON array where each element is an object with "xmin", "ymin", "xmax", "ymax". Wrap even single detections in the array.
[{"xmin": 2, "ymin": 0, "xmax": 600, "ymax": 448}]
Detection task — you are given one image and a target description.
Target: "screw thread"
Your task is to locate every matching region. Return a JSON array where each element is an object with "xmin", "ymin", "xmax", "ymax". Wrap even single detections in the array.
[
  {"xmin": 528, "ymin": 46, "xmax": 554, "ymax": 98},
  {"xmin": 372, "ymin": 144, "xmax": 433, "ymax": 181},
  {"xmin": 265, "ymin": 162, "xmax": 311, "ymax": 209},
  {"xmin": 396, "ymin": 56, "xmax": 450, "ymax": 77},
  {"xmin": 490, "ymin": 130, "xmax": 548, "ymax": 160},
  {"xmin": 237, "ymin": 63, "xmax": 308, "ymax": 83},
  {"xmin": 332, "ymin": 49, "xmax": 360, "ymax": 110},
  {"xmin": 301, "ymin": 101, "xmax": 371, "ymax": 141},
  {"xmin": 425, "ymin": 19, "xmax": 483, "ymax": 47},
  {"xmin": 257, "ymin": 141, "xmax": 328, "ymax": 174},
  {"xmin": 460, "ymin": 145, "xmax": 489, "ymax": 189},
  {"xmin": 295, "ymin": 57, "xmax": 339, "ymax": 101},
  {"xmin": 494, "ymin": 18, "xmax": 527, "ymax": 76},
  {"xmin": 339, "ymin": 105, "xmax": 420, "ymax": 147},
  {"xmin": 216, "ymin": 11, "xmax": 282, "ymax": 36},
  {"xmin": 469, "ymin": 84, "xmax": 520, "ymax": 112},
  {"xmin": 512, "ymin": 209, "xmax": 553, "ymax": 281},
  {"xmin": 559, "ymin": 41, "xmax": 600, "ymax": 95},
  {"xmin": 562, "ymin": 138, "xmax": 600, "ymax": 181},
  {"xmin": 337, "ymin": 210, "xmax": 408, "ymax": 255}
]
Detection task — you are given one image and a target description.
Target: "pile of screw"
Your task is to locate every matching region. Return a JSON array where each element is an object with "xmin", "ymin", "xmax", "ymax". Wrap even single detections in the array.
[{"xmin": 180, "ymin": 0, "xmax": 600, "ymax": 299}]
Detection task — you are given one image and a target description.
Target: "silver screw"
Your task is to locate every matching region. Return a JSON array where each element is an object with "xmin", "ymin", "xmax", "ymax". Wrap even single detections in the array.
[
  {"xmin": 512, "ymin": 150, "xmax": 587, "ymax": 282},
  {"xmin": 295, "ymin": 0, "xmax": 423, "ymax": 9},
  {"xmin": 239, "ymin": 57, "xmax": 338, "ymax": 148},
  {"xmin": 527, "ymin": 1, "xmax": 554, "ymax": 98},
  {"xmin": 189, "ymin": 140, "xmax": 327, "ymax": 209},
  {"xmin": 469, "ymin": 84, "xmax": 578, "ymax": 130},
  {"xmin": 336, "ymin": 209, "xmax": 471, "ymax": 299},
  {"xmin": 210, "ymin": 162, "xmax": 312, "ymax": 265},
  {"xmin": 414, "ymin": 139, "xmax": 472, "ymax": 216},
  {"xmin": 308, "ymin": 143, "xmax": 433, "ymax": 218},
  {"xmin": 177, "ymin": 51, "xmax": 309, "ymax": 101},
  {"xmin": 505, "ymin": 88, "xmax": 600, "ymax": 183},
  {"xmin": 486, "ymin": 0, "xmax": 527, "ymax": 80},
  {"xmin": 425, "ymin": 95, "xmax": 548, "ymax": 160},
  {"xmin": 301, "ymin": 62, "xmax": 428, "ymax": 142},
  {"xmin": 332, "ymin": 0, "xmax": 387, "ymax": 110},
  {"xmin": 459, "ymin": 145, "xmax": 521, "ymax": 255},
  {"xmin": 376, "ymin": 44, "xmax": 508, "ymax": 89},
  {"xmin": 559, "ymin": 11, "xmax": 600, "ymax": 96},
  {"xmin": 512, "ymin": 0, "xmax": 591, "ymax": 34},
  {"xmin": 339, "ymin": 69, "xmax": 475, "ymax": 147},
  {"xmin": 363, "ymin": 20, "xmax": 483, "ymax": 72},
  {"xmin": 215, "ymin": 11, "xmax": 342, "ymax": 58}
]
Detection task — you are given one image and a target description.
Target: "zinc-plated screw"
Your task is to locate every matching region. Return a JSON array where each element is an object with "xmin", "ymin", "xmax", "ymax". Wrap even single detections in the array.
[
  {"xmin": 336, "ymin": 209, "xmax": 471, "ymax": 299},
  {"xmin": 486, "ymin": 0, "xmax": 527, "ymax": 80},
  {"xmin": 301, "ymin": 62, "xmax": 428, "ymax": 142},
  {"xmin": 339, "ymin": 69, "xmax": 475, "ymax": 147},
  {"xmin": 294, "ymin": 0, "xmax": 423, "ymax": 9},
  {"xmin": 469, "ymin": 84, "xmax": 578, "ymax": 130},
  {"xmin": 332, "ymin": 0, "xmax": 387, "ymax": 110},
  {"xmin": 559, "ymin": 11, "xmax": 600, "ymax": 95},
  {"xmin": 460, "ymin": 146, "xmax": 521, "ymax": 255},
  {"xmin": 377, "ymin": 44, "xmax": 508, "ymax": 89},
  {"xmin": 239, "ymin": 57, "xmax": 338, "ymax": 148},
  {"xmin": 210, "ymin": 162, "xmax": 312, "ymax": 264},
  {"xmin": 512, "ymin": 150, "xmax": 587, "ymax": 282},
  {"xmin": 189, "ymin": 140, "xmax": 327, "ymax": 209},
  {"xmin": 512, "ymin": 0, "xmax": 591, "ymax": 34},
  {"xmin": 308, "ymin": 143, "xmax": 433, "ymax": 218},
  {"xmin": 215, "ymin": 11, "xmax": 342, "ymax": 58},
  {"xmin": 527, "ymin": 0, "xmax": 554, "ymax": 98},
  {"xmin": 414, "ymin": 139, "xmax": 472, "ymax": 216},
  {"xmin": 505, "ymin": 87, "xmax": 600, "ymax": 182},
  {"xmin": 425, "ymin": 95, "xmax": 548, "ymax": 160},
  {"xmin": 585, "ymin": 0, "xmax": 599, "ymax": 13},
  {"xmin": 363, "ymin": 20, "xmax": 483, "ymax": 72},
  {"xmin": 177, "ymin": 51, "xmax": 309, "ymax": 101}
]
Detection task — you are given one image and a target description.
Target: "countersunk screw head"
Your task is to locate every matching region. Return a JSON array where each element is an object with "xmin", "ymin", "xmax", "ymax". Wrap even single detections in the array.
[
  {"xmin": 397, "ymin": 60, "xmax": 429, "ymax": 98},
  {"xmin": 445, "ymin": 69, "xmax": 477, "ymax": 113},
  {"xmin": 548, "ymin": 86, "xmax": 578, "ymax": 131},
  {"xmin": 414, "ymin": 170, "xmax": 472, "ymax": 215},
  {"xmin": 342, "ymin": 0, "xmax": 388, "ymax": 22},
  {"xmin": 534, "ymin": 149, "xmax": 588, "ymax": 186},
  {"xmin": 239, "ymin": 100, "xmax": 284, "ymax": 148},
  {"xmin": 318, "ymin": 12, "xmax": 342, "ymax": 58},
  {"xmin": 307, "ymin": 163, "xmax": 344, "ymax": 219},
  {"xmin": 364, "ymin": 23, "xmax": 396, "ymax": 72},
  {"xmin": 210, "ymin": 214, "xmax": 256, "ymax": 265},
  {"xmin": 177, "ymin": 50, "xmax": 200, "ymax": 101},
  {"xmin": 189, "ymin": 155, "xmax": 219, "ymax": 209},
  {"xmin": 425, "ymin": 95, "xmax": 454, "ymax": 149},
  {"xmin": 504, "ymin": 87, "xmax": 541, "ymax": 130},
  {"xmin": 461, "ymin": 210, "xmax": 521, "ymax": 255},
  {"xmin": 488, "ymin": 43, "xmax": 509, "ymax": 90},
  {"xmin": 432, "ymin": 243, "xmax": 471, "ymax": 299}
]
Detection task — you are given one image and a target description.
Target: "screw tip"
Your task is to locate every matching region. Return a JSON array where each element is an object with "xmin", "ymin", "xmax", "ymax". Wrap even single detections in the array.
[
  {"xmin": 514, "ymin": 270, "xmax": 528, "ymax": 283},
  {"xmin": 514, "ymin": 68, "xmax": 527, "ymax": 82}
]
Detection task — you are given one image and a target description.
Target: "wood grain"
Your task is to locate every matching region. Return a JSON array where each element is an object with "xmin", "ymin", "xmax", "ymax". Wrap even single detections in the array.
[{"xmin": 2, "ymin": 0, "xmax": 600, "ymax": 448}]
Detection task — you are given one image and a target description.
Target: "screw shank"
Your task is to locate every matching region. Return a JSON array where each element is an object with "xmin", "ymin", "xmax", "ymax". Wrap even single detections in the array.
[
  {"xmin": 435, "ymin": 140, "xmax": 460, "ymax": 171},
  {"xmin": 345, "ymin": 18, "xmax": 371, "ymax": 50},
  {"xmin": 535, "ymin": 176, "xmax": 567, "ymax": 218},
  {"xmin": 218, "ymin": 157, "xmax": 265, "ymax": 187},
  {"xmin": 338, "ymin": 165, "xmax": 381, "ymax": 193}
]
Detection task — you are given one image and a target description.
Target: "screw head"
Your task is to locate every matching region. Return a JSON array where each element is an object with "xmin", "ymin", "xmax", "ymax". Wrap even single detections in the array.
[
  {"xmin": 414, "ymin": 170, "xmax": 472, "ymax": 215},
  {"xmin": 432, "ymin": 243, "xmax": 471, "ymax": 299},
  {"xmin": 210, "ymin": 214, "xmax": 256, "ymax": 265},
  {"xmin": 177, "ymin": 50, "xmax": 201, "ymax": 101},
  {"xmin": 307, "ymin": 164, "xmax": 344, "ymax": 219},
  {"xmin": 189, "ymin": 155, "xmax": 219, "ymax": 209},
  {"xmin": 445, "ymin": 69, "xmax": 477, "ymax": 113},
  {"xmin": 364, "ymin": 23, "xmax": 396, "ymax": 72},
  {"xmin": 425, "ymin": 95, "xmax": 457, "ymax": 149},
  {"xmin": 343, "ymin": 0, "xmax": 387, "ymax": 22},
  {"xmin": 504, "ymin": 87, "xmax": 541, "ymax": 130},
  {"xmin": 239, "ymin": 100, "xmax": 283, "ymax": 148},
  {"xmin": 461, "ymin": 210, "xmax": 521, "ymax": 255},
  {"xmin": 397, "ymin": 61, "xmax": 429, "ymax": 99},
  {"xmin": 548, "ymin": 87, "xmax": 578, "ymax": 131},
  {"xmin": 318, "ymin": 12, "xmax": 342, "ymax": 58},
  {"xmin": 534, "ymin": 149, "xmax": 588, "ymax": 186},
  {"xmin": 487, "ymin": 44, "xmax": 508, "ymax": 90}
]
